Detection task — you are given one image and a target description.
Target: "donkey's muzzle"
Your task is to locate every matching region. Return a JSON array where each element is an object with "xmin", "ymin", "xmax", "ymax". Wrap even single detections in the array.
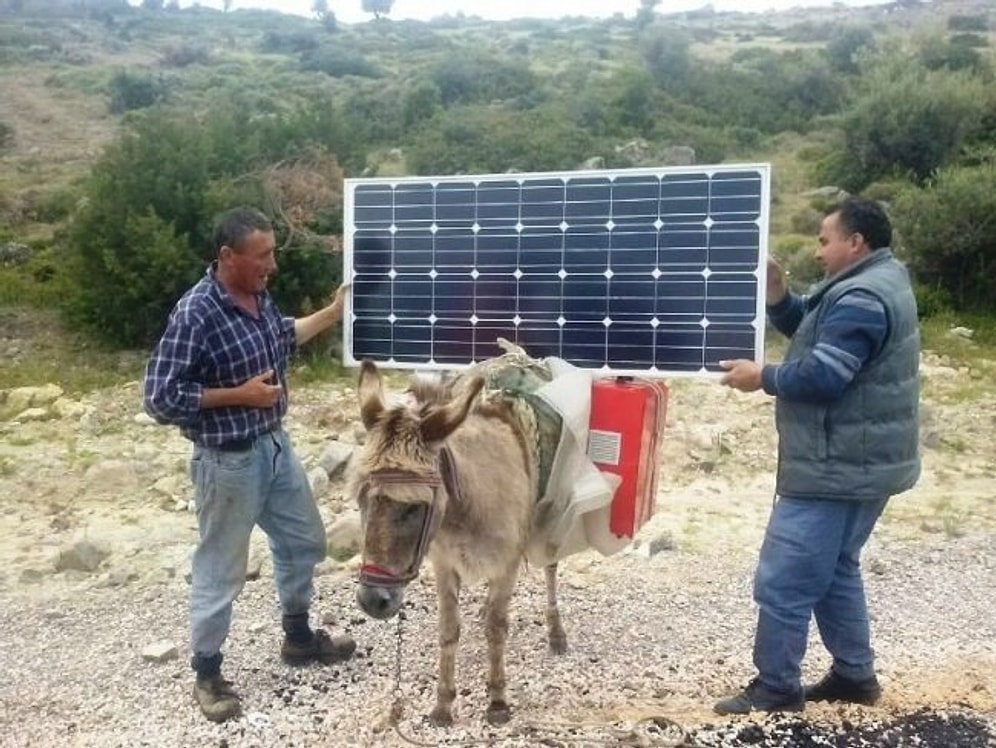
[{"xmin": 357, "ymin": 584, "xmax": 404, "ymax": 620}]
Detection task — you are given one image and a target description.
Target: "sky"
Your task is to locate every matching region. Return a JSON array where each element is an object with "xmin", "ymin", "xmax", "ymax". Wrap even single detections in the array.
[{"xmin": 173, "ymin": 0, "xmax": 895, "ymax": 26}]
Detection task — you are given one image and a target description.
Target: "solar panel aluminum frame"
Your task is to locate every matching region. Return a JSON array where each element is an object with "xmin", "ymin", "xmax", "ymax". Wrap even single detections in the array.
[{"xmin": 343, "ymin": 163, "xmax": 771, "ymax": 378}]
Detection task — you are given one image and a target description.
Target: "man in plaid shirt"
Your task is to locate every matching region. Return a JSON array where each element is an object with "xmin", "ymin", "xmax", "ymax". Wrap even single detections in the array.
[{"xmin": 144, "ymin": 206, "xmax": 355, "ymax": 723}]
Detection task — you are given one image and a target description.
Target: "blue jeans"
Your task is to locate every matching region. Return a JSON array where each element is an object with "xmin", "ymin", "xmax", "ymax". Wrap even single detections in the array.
[
  {"xmin": 189, "ymin": 429, "xmax": 327, "ymax": 658},
  {"xmin": 752, "ymin": 495, "xmax": 888, "ymax": 694}
]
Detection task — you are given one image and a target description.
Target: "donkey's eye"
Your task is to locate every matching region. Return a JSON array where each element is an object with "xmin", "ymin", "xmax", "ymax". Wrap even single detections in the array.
[{"xmin": 399, "ymin": 503, "xmax": 422, "ymax": 521}]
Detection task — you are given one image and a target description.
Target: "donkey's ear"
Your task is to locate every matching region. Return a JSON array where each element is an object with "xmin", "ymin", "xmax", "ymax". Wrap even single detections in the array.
[
  {"xmin": 358, "ymin": 360, "xmax": 385, "ymax": 431},
  {"xmin": 420, "ymin": 375, "xmax": 484, "ymax": 443}
]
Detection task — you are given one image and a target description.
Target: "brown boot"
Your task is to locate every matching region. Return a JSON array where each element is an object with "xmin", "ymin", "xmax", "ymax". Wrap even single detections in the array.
[
  {"xmin": 193, "ymin": 674, "xmax": 242, "ymax": 723},
  {"xmin": 281, "ymin": 629, "xmax": 356, "ymax": 666}
]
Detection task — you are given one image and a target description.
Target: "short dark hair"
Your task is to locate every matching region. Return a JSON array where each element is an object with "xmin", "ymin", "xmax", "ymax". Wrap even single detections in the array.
[
  {"xmin": 211, "ymin": 207, "xmax": 272, "ymax": 256},
  {"xmin": 831, "ymin": 197, "xmax": 892, "ymax": 250}
]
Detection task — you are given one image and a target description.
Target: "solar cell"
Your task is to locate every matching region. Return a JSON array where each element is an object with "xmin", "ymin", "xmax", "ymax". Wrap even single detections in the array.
[{"xmin": 344, "ymin": 164, "xmax": 770, "ymax": 376}]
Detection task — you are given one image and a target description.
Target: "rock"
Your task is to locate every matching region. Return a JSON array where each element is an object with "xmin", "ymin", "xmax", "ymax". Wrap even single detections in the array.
[
  {"xmin": 326, "ymin": 512, "xmax": 362, "ymax": 559},
  {"xmin": 0, "ymin": 242, "xmax": 32, "ymax": 266},
  {"xmin": 309, "ymin": 467, "xmax": 330, "ymax": 498},
  {"xmin": 5, "ymin": 384, "xmax": 64, "ymax": 412},
  {"xmin": 648, "ymin": 532, "xmax": 677, "ymax": 556},
  {"xmin": 317, "ymin": 441, "xmax": 355, "ymax": 479},
  {"xmin": 661, "ymin": 145, "xmax": 696, "ymax": 166},
  {"xmin": 84, "ymin": 459, "xmax": 140, "ymax": 493},
  {"xmin": 56, "ymin": 538, "xmax": 111, "ymax": 573},
  {"xmin": 141, "ymin": 641, "xmax": 179, "ymax": 663},
  {"xmin": 13, "ymin": 407, "xmax": 50, "ymax": 422},
  {"xmin": 948, "ymin": 326, "xmax": 974, "ymax": 340},
  {"xmin": 579, "ymin": 156, "xmax": 605, "ymax": 170},
  {"xmin": 51, "ymin": 398, "xmax": 88, "ymax": 419},
  {"xmin": 922, "ymin": 429, "xmax": 942, "ymax": 450},
  {"xmin": 133, "ymin": 413, "xmax": 157, "ymax": 426}
]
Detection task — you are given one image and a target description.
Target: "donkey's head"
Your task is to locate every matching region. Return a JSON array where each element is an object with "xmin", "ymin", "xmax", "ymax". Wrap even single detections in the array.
[{"xmin": 351, "ymin": 361, "xmax": 484, "ymax": 620}]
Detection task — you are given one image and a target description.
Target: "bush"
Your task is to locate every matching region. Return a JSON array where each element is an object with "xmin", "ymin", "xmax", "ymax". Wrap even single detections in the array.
[
  {"xmin": 819, "ymin": 58, "xmax": 988, "ymax": 191},
  {"xmin": 62, "ymin": 105, "xmax": 353, "ymax": 346},
  {"xmin": 161, "ymin": 43, "xmax": 211, "ymax": 67},
  {"xmin": 892, "ymin": 163, "xmax": 996, "ymax": 312},
  {"xmin": 299, "ymin": 47, "xmax": 380, "ymax": 78},
  {"xmin": 0, "ymin": 121, "xmax": 13, "ymax": 151},
  {"xmin": 108, "ymin": 70, "xmax": 170, "ymax": 113}
]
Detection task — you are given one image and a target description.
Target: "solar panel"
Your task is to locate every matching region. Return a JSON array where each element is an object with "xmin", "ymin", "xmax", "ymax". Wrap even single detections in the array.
[{"xmin": 343, "ymin": 164, "xmax": 770, "ymax": 377}]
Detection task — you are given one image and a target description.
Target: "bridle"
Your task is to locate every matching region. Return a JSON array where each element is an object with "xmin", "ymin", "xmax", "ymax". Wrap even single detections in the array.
[{"xmin": 356, "ymin": 467, "xmax": 445, "ymax": 589}]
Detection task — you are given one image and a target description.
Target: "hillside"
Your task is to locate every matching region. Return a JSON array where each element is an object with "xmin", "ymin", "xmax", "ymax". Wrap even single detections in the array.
[{"xmin": 1, "ymin": 0, "xmax": 994, "ymax": 242}]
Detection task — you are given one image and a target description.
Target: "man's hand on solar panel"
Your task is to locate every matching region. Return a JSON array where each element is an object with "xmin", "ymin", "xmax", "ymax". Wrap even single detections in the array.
[
  {"xmin": 294, "ymin": 283, "xmax": 350, "ymax": 344},
  {"xmin": 718, "ymin": 359, "xmax": 763, "ymax": 392},
  {"xmin": 766, "ymin": 258, "xmax": 788, "ymax": 306}
]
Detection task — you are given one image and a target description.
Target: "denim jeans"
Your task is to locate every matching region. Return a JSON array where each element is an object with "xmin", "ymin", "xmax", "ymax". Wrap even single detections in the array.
[
  {"xmin": 752, "ymin": 495, "xmax": 888, "ymax": 694},
  {"xmin": 189, "ymin": 429, "xmax": 327, "ymax": 659}
]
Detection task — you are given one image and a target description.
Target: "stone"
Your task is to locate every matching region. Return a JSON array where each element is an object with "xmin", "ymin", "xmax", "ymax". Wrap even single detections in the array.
[
  {"xmin": 141, "ymin": 641, "xmax": 179, "ymax": 663},
  {"xmin": 317, "ymin": 441, "xmax": 354, "ymax": 479},
  {"xmin": 326, "ymin": 512, "xmax": 362, "ymax": 559},
  {"xmin": 55, "ymin": 539, "xmax": 111, "ymax": 573}
]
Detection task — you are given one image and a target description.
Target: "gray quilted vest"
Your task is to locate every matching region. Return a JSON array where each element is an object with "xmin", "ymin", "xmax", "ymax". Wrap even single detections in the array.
[{"xmin": 775, "ymin": 249, "xmax": 921, "ymax": 500}]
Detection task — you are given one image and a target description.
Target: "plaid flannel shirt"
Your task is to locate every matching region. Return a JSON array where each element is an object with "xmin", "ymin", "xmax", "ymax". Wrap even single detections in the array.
[{"xmin": 143, "ymin": 264, "xmax": 296, "ymax": 446}]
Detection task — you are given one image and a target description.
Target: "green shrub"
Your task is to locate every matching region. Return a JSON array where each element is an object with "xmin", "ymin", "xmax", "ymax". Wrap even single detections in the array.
[
  {"xmin": 819, "ymin": 55, "xmax": 988, "ymax": 191},
  {"xmin": 299, "ymin": 46, "xmax": 380, "ymax": 78},
  {"xmin": 0, "ymin": 121, "xmax": 13, "ymax": 151},
  {"xmin": 62, "ymin": 104, "xmax": 354, "ymax": 346},
  {"xmin": 892, "ymin": 163, "xmax": 996, "ymax": 312},
  {"xmin": 108, "ymin": 70, "xmax": 170, "ymax": 113}
]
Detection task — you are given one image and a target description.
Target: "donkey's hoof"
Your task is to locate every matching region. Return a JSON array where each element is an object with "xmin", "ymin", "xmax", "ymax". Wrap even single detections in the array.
[
  {"xmin": 548, "ymin": 635, "xmax": 568, "ymax": 655},
  {"xmin": 486, "ymin": 701, "xmax": 512, "ymax": 725},
  {"xmin": 428, "ymin": 706, "xmax": 453, "ymax": 727}
]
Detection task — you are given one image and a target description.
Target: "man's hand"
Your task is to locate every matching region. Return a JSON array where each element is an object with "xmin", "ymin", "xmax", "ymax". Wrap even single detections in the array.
[
  {"xmin": 294, "ymin": 284, "xmax": 350, "ymax": 345},
  {"xmin": 240, "ymin": 370, "xmax": 282, "ymax": 408},
  {"xmin": 766, "ymin": 258, "xmax": 788, "ymax": 306},
  {"xmin": 328, "ymin": 283, "xmax": 349, "ymax": 323},
  {"xmin": 719, "ymin": 359, "xmax": 763, "ymax": 392}
]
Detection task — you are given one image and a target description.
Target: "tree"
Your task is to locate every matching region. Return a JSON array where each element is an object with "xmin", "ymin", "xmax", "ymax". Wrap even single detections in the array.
[
  {"xmin": 893, "ymin": 163, "xmax": 996, "ymax": 312},
  {"xmin": 312, "ymin": 0, "xmax": 328, "ymax": 17},
  {"xmin": 635, "ymin": 0, "xmax": 660, "ymax": 27},
  {"xmin": 62, "ymin": 104, "xmax": 356, "ymax": 346},
  {"xmin": 361, "ymin": 0, "xmax": 392, "ymax": 19},
  {"xmin": 818, "ymin": 52, "xmax": 989, "ymax": 191}
]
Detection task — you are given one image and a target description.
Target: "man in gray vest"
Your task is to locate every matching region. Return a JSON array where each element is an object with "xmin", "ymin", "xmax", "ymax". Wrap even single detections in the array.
[{"xmin": 713, "ymin": 197, "xmax": 920, "ymax": 714}]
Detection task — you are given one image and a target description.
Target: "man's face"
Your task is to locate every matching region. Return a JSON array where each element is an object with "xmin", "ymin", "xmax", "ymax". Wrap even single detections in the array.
[
  {"xmin": 221, "ymin": 229, "xmax": 277, "ymax": 295},
  {"xmin": 816, "ymin": 212, "xmax": 866, "ymax": 279}
]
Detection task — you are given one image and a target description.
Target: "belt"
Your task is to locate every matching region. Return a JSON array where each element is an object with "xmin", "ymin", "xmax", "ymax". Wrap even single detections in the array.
[
  {"xmin": 215, "ymin": 437, "xmax": 255, "ymax": 452},
  {"xmin": 213, "ymin": 429, "xmax": 275, "ymax": 452}
]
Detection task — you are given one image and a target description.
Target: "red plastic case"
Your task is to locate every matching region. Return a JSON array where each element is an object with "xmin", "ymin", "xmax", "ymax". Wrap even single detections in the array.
[{"xmin": 588, "ymin": 378, "xmax": 669, "ymax": 538}]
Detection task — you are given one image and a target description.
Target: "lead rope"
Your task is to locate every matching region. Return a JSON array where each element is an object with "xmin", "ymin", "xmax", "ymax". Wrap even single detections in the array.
[{"xmin": 385, "ymin": 614, "xmax": 690, "ymax": 748}]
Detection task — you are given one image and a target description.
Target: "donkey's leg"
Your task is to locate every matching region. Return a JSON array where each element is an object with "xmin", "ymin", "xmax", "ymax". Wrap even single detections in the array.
[
  {"xmin": 545, "ymin": 562, "xmax": 568, "ymax": 654},
  {"xmin": 429, "ymin": 564, "xmax": 461, "ymax": 727},
  {"xmin": 483, "ymin": 562, "xmax": 520, "ymax": 725}
]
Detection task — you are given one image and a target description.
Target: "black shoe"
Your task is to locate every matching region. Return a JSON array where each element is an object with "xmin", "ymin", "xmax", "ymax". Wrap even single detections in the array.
[
  {"xmin": 714, "ymin": 677, "xmax": 805, "ymax": 716},
  {"xmin": 805, "ymin": 669, "xmax": 881, "ymax": 705},
  {"xmin": 281, "ymin": 629, "xmax": 357, "ymax": 666},
  {"xmin": 193, "ymin": 674, "xmax": 242, "ymax": 723}
]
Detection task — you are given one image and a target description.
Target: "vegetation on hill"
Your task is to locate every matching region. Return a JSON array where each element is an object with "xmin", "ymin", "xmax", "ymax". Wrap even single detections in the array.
[{"xmin": 0, "ymin": 0, "xmax": 994, "ymax": 361}]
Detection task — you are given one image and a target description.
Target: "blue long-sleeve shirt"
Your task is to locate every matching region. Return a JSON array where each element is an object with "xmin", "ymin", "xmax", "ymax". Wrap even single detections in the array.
[
  {"xmin": 760, "ymin": 290, "xmax": 888, "ymax": 403},
  {"xmin": 143, "ymin": 265, "xmax": 296, "ymax": 446}
]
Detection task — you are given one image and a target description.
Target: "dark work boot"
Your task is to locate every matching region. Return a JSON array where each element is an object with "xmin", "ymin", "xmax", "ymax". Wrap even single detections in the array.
[
  {"xmin": 714, "ymin": 677, "xmax": 805, "ymax": 716},
  {"xmin": 281, "ymin": 612, "xmax": 356, "ymax": 666},
  {"xmin": 805, "ymin": 669, "xmax": 882, "ymax": 705},
  {"xmin": 191, "ymin": 652, "xmax": 241, "ymax": 723}
]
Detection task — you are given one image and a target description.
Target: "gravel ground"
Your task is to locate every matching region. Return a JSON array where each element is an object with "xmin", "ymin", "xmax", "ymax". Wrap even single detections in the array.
[{"xmin": 1, "ymin": 527, "xmax": 993, "ymax": 747}]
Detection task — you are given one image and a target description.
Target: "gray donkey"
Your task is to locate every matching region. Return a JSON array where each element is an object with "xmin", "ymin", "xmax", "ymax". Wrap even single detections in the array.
[{"xmin": 347, "ymin": 359, "xmax": 567, "ymax": 726}]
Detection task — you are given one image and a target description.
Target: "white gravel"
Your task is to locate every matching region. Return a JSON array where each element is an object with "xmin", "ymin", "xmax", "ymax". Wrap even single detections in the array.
[{"xmin": 1, "ymin": 527, "xmax": 993, "ymax": 747}]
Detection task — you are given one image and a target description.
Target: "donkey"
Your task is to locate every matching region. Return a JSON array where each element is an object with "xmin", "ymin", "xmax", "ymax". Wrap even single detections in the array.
[{"xmin": 347, "ymin": 360, "xmax": 567, "ymax": 726}]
